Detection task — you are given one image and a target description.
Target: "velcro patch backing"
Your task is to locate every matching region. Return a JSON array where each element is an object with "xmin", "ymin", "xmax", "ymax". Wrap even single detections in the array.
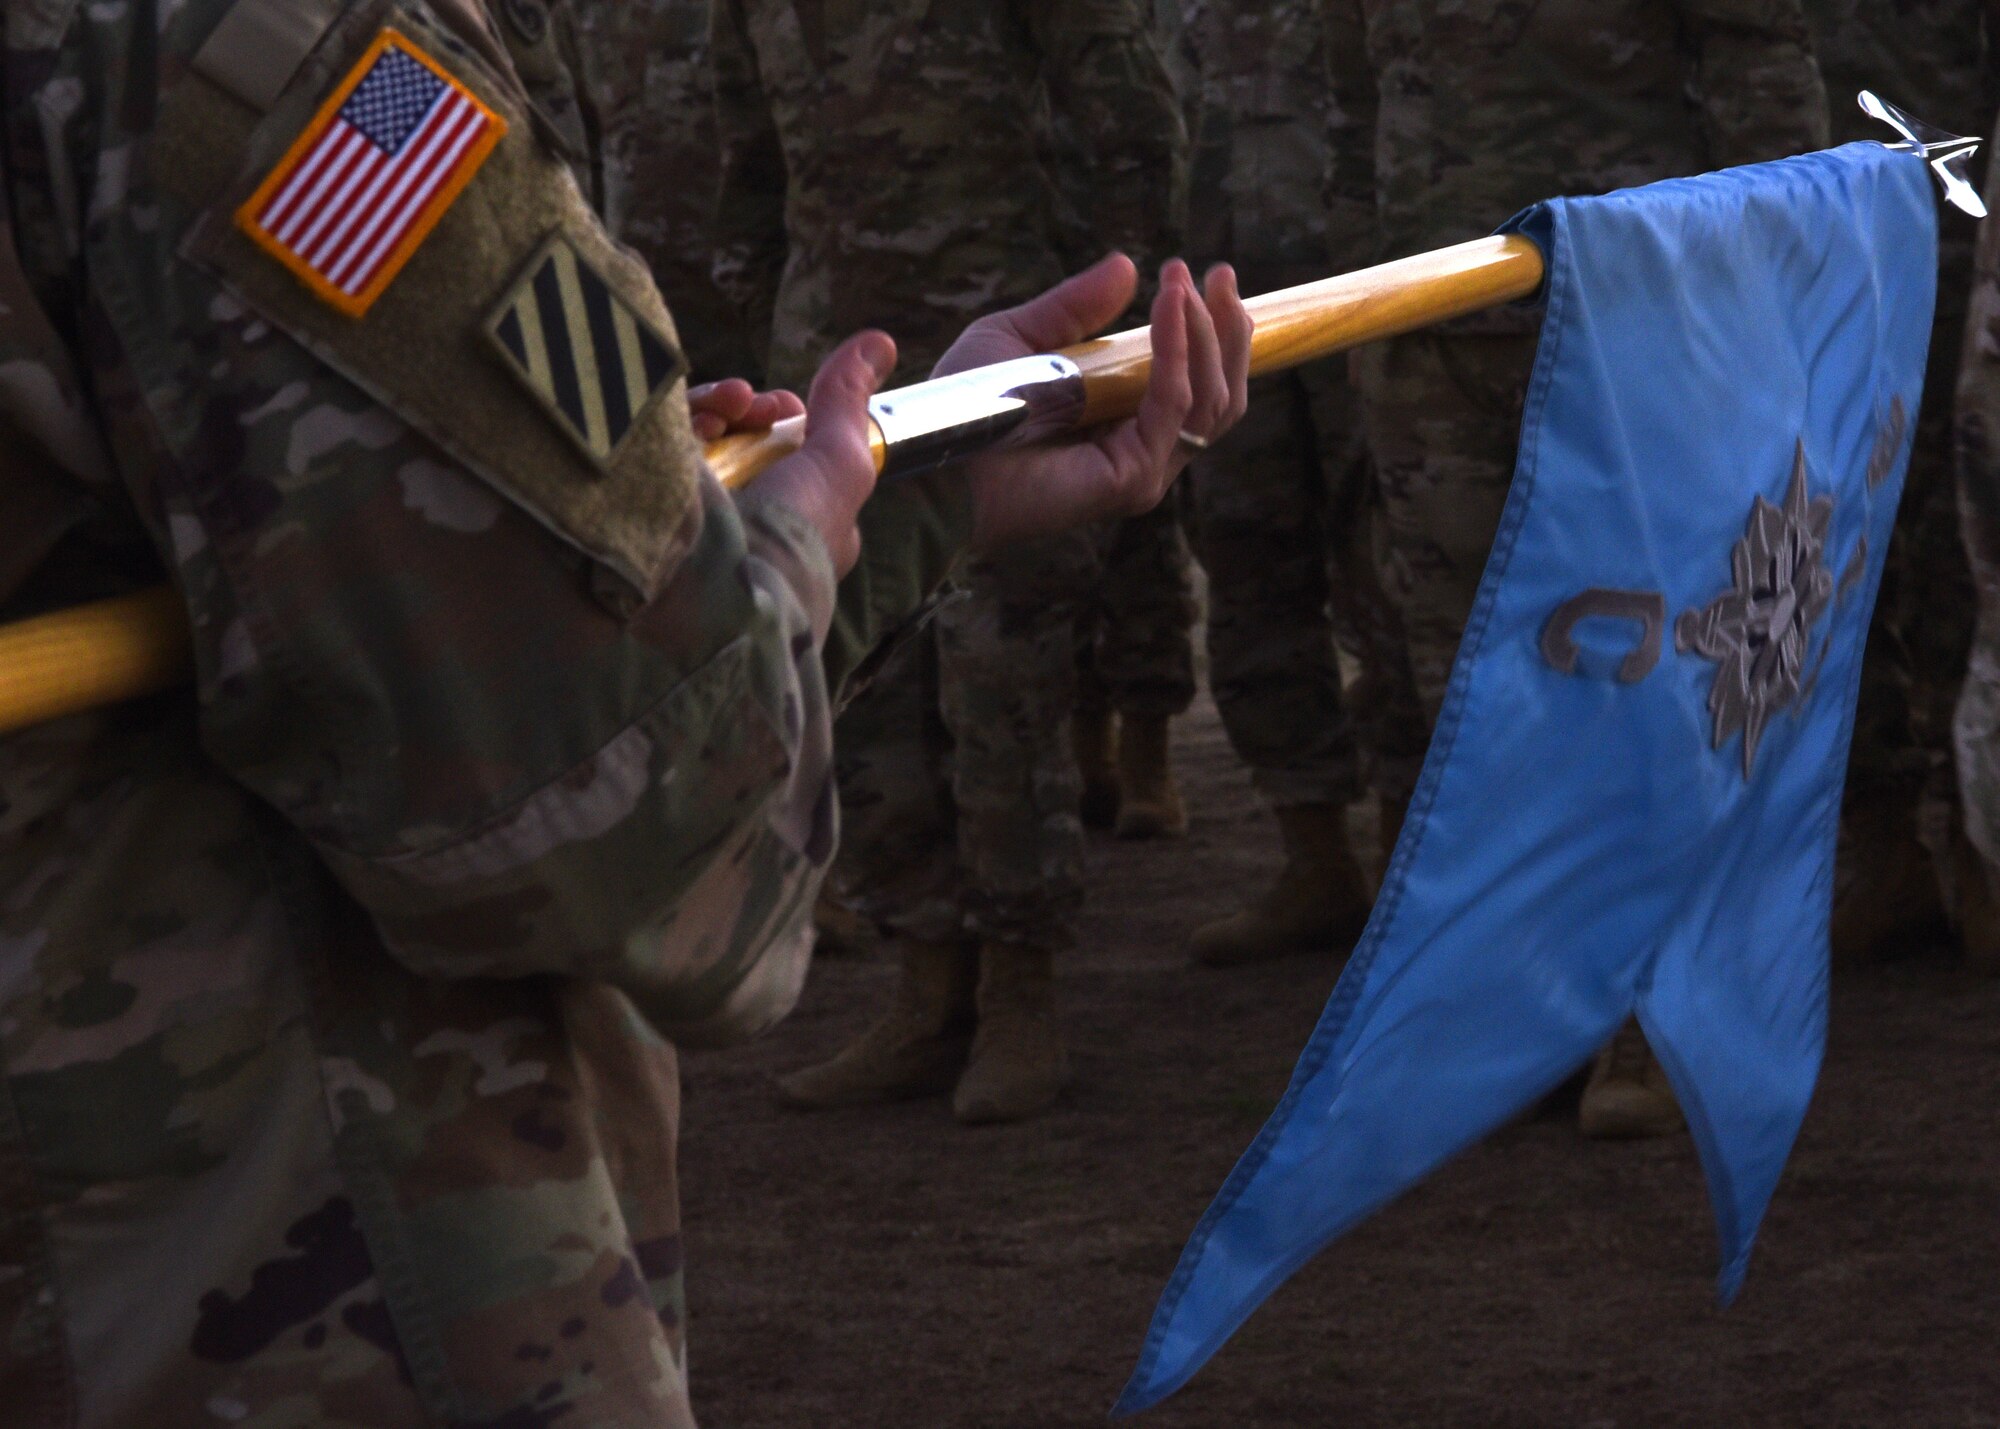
[{"xmin": 486, "ymin": 234, "xmax": 688, "ymax": 470}]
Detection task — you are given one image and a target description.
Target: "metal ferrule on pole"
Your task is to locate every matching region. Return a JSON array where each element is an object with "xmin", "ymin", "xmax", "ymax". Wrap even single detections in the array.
[{"xmin": 868, "ymin": 354, "xmax": 1087, "ymax": 479}]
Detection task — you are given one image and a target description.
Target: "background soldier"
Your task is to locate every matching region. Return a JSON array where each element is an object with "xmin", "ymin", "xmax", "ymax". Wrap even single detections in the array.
[
  {"xmin": 1953, "ymin": 94, "xmax": 2000, "ymax": 973},
  {"xmin": 1320, "ymin": 0, "xmax": 1830, "ymax": 1137},
  {"xmin": 576, "ymin": 0, "xmax": 768, "ymax": 385},
  {"xmin": 1804, "ymin": 0, "xmax": 1995, "ymax": 962},
  {"xmin": 709, "ymin": 0, "xmax": 1191, "ymax": 1123},
  {"xmin": 1161, "ymin": 0, "xmax": 1428, "ymax": 968}
]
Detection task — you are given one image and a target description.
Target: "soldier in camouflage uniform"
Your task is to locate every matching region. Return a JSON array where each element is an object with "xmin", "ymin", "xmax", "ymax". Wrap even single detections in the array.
[
  {"xmin": 574, "ymin": 0, "xmax": 768, "ymax": 387},
  {"xmin": 1953, "ymin": 93, "xmax": 2000, "ymax": 973},
  {"xmin": 1805, "ymin": 0, "xmax": 1995, "ymax": 962},
  {"xmin": 0, "ymin": 0, "xmax": 1250, "ymax": 1418},
  {"xmin": 1068, "ymin": 496, "xmax": 1202, "ymax": 839},
  {"xmin": 1322, "ymin": 0, "xmax": 1829, "ymax": 1137},
  {"xmin": 710, "ymin": 0, "xmax": 1190, "ymax": 1122},
  {"xmin": 1161, "ymin": 0, "xmax": 1429, "ymax": 969},
  {"xmin": 1040, "ymin": 29, "xmax": 1202, "ymax": 844}
]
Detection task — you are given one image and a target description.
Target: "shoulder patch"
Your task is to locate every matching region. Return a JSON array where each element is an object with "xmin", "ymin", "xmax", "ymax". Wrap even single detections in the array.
[
  {"xmin": 485, "ymin": 233, "xmax": 688, "ymax": 470},
  {"xmin": 237, "ymin": 27, "xmax": 507, "ymax": 317}
]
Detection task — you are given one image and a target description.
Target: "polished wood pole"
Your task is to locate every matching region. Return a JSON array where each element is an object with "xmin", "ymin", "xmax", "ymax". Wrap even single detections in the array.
[{"xmin": 0, "ymin": 235, "xmax": 1544, "ymax": 735}]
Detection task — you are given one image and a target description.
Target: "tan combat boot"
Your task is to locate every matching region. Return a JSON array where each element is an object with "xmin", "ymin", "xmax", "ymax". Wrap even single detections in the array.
[
  {"xmin": 1830, "ymin": 795, "xmax": 1948, "ymax": 964},
  {"xmin": 953, "ymin": 943, "xmax": 1070, "ymax": 1125},
  {"xmin": 1190, "ymin": 803, "xmax": 1372, "ymax": 968},
  {"xmin": 1578, "ymin": 1020, "xmax": 1684, "ymax": 1140},
  {"xmin": 1114, "ymin": 713, "xmax": 1188, "ymax": 839},
  {"xmin": 1073, "ymin": 708, "xmax": 1121, "ymax": 831},
  {"xmin": 775, "ymin": 939, "xmax": 977, "ymax": 1109}
]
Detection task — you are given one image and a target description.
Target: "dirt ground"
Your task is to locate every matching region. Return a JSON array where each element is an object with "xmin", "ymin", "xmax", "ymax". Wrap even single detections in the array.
[{"xmin": 679, "ymin": 694, "xmax": 2000, "ymax": 1428}]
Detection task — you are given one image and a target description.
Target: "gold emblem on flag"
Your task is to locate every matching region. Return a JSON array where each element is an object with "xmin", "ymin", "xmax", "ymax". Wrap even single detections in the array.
[{"xmin": 484, "ymin": 234, "xmax": 688, "ymax": 470}]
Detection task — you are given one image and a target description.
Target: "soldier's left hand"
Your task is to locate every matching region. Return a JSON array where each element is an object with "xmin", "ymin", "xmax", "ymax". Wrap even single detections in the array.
[
  {"xmin": 935, "ymin": 254, "xmax": 1251, "ymax": 553},
  {"xmin": 687, "ymin": 378, "xmax": 807, "ymax": 443}
]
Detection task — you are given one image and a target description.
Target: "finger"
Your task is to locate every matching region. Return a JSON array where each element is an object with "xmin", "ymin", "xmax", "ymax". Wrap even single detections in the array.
[
  {"xmin": 981, "ymin": 252, "xmax": 1140, "ymax": 352},
  {"xmin": 692, "ymin": 412, "xmax": 728, "ymax": 442},
  {"xmin": 1128, "ymin": 269, "xmax": 1194, "ymax": 485},
  {"xmin": 689, "ymin": 377, "xmax": 756, "ymax": 420},
  {"xmin": 803, "ymin": 330, "xmax": 897, "ymax": 472},
  {"xmin": 743, "ymin": 389, "xmax": 806, "ymax": 428},
  {"xmin": 1180, "ymin": 271, "xmax": 1227, "ymax": 437},
  {"xmin": 1206, "ymin": 264, "xmax": 1253, "ymax": 425}
]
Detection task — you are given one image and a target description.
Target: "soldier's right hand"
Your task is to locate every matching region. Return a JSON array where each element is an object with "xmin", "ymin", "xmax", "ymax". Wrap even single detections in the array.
[{"xmin": 749, "ymin": 330, "xmax": 899, "ymax": 575}]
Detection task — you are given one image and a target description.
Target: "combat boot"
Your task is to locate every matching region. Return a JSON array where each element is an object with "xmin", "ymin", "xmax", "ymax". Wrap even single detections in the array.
[
  {"xmin": 953, "ymin": 943, "xmax": 1070, "ymax": 1125},
  {"xmin": 1578, "ymin": 1020, "xmax": 1684, "ymax": 1140},
  {"xmin": 775, "ymin": 939, "xmax": 977, "ymax": 1109},
  {"xmin": 1830, "ymin": 795, "xmax": 1948, "ymax": 964},
  {"xmin": 1114, "ymin": 713, "xmax": 1188, "ymax": 839},
  {"xmin": 1190, "ymin": 803, "xmax": 1372, "ymax": 967},
  {"xmin": 1073, "ymin": 709, "xmax": 1121, "ymax": 831}
]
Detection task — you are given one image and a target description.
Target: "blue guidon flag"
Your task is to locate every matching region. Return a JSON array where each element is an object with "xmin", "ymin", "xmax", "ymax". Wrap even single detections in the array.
[
  {"xmin": 238, "ymin": 29, "xmax": 506, "ymax": 318},
  {"xmin": 1117, "ymin": 142, "xmax": 1938, "ymax": 1415}
]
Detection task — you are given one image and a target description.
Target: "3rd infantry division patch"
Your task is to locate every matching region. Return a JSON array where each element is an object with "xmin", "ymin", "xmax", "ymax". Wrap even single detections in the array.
[{"xmin": 486, "ymin": 235, "xmax": 688, "ymax": 468}]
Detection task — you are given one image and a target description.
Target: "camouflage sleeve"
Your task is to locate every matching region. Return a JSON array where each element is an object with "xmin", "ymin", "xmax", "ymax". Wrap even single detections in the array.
[
  {"xmin": 1320, "ymin": 0, "xmax": 1379, "ymax": 271},
  {"xmin": 709, "ymin": 0, "xmax": 787, "ymax": 364},
  {"xmin": 1024, "ymin": 0, "xmax": 1189, "ymax": 281},
  {"xmin": 1676, "ymin": 0, "xmax": 1831, "ymax": 166},
  {"xmin": 16, "ymin": 0, "xmax": 888, "ymax": 1050}
]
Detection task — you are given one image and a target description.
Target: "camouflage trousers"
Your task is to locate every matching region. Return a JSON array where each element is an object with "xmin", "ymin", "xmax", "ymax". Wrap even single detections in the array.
[
  {"xmin": 1076, "ymin": 496, "xmax": 1202, "ymax": 720},
  {"xmin": 1954, "ymin": 224, "xmax": 2000, "ymax": 890},
  {"xmin": 833, "ymin": 513, "xmax": 1196, "ymax": 952},
  {"xmin": 1187, "ymin": 359, "xmax": 1427, "ymax": 808},
  {"xmin": 1354, "ymin": 329, "xmax": 1541, "ymax": 725},
  {"xmin": 1850, "ymin": 235, "xmax": 1978, "ymax": 867}
]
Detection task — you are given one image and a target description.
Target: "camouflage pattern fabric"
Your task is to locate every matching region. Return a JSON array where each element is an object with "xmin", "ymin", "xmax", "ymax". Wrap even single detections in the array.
[
  {"xmin": 1952, "ymin": 100, "xmax": 2000, "ymax": 902},
  {"xmin": 713, "ymin": 0, "xmax": 1185, "ymax": 389},
  {"xmin": 1808, "ymin": 0, "xmax": 1992, "ymax": 884},
  {"xmin": 575, "ymin": 0, "xmax": 767, "ymax": 384},
  {"xmin": 713, "ymin": 0, "xmax": 1187, "ymax": 952},
  {"xmin": 1077, "ymin": 495, "xmax": 1199, "ymax": 724},
  {"xmin": 1324, "ymin": 0, "xmax": 1831, "ymax": 721},
  {"xmin": 1168, "ymin": 0, "xmax": 1426, "ymax": 808},
  {"xmin": 0, "ymin": 1, "xmax": 972, "ymax": 1423}
]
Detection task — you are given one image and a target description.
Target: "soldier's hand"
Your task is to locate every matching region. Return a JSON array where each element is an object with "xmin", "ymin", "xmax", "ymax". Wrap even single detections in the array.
[
  {"xmin": 750, "ymin": 331, "xmax": 898, "ymax": 575},
  {"xmin": 935, "ymin": 254, "xmax": 1252, "ymax": 553},
  {"xmin": 688, "ymin": 378, "xmax": 806, "ymax": 443}
]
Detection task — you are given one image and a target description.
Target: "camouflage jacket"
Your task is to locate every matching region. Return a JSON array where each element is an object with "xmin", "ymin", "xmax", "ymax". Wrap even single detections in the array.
[
  {"xmin": 1320, "ymin": 0, "xmax": 1833, "ymax": 268},
  {"xmin": 0, "ymin": 0, "xmax": 968, "ymax": 1423},
  {"xmin": 1806, "ymin": 0, "xmax": 1995, "ymax": 147},
  {"xmin": 575, "ymin": 0, "xmax": 768, "ymax": 385},
  {"xmin": 710, "ymin": 0, "xmax": 1188, "ymax": 389},
  {"xmin": 1168, "ymin": 0, "xmax": 1367, "ymax": 289}
]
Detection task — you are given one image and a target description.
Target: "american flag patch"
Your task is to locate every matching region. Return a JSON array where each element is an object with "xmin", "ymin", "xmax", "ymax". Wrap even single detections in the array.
[{"xmin": 237, "ymin": 30, "xmax": 506, "ymax": 317}]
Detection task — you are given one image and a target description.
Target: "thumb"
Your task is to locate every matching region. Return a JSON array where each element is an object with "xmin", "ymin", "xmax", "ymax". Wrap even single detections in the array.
[{"xmin": 802, "ymin": 330, "xmax": 896, "ymax": 475}]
